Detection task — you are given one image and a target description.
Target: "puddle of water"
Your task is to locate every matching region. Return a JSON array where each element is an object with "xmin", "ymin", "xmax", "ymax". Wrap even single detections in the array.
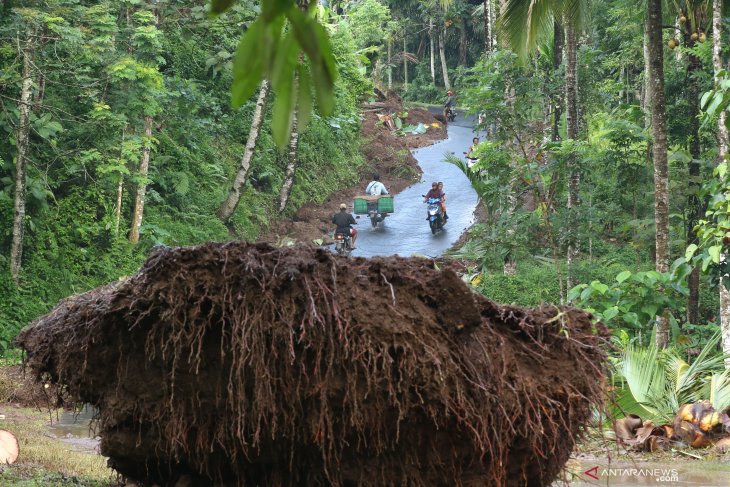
[
  {"xmin": 558, "ymin": 459, "xmax": 730, "ymax": 486},
  {"xmin": 48, "ymin": 406, "xmax": 100, "ymax": 453}
]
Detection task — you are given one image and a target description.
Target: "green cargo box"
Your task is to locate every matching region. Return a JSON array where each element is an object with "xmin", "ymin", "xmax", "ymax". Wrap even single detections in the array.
[
  {"xmin": 378, "ymin": 196, "xmax": 394, "ymax": 213},
  {"xmin": 354, "ymin": 198, "xmax": 368, "ymax": 214}
]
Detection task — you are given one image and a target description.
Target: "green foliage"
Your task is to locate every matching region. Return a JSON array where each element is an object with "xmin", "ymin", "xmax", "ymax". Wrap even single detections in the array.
[
  {"xmin": 684, "ymin": 162, "xmax": 730, "ymax": 289},
  {"xmin": 348, "ymin": 0, "xmax": 392, "ymax": 51},
  {"xmin": 0, "ymin": 0, "xmax": 371, "ymax": 354},
  {"xmin": 613, "ymin": 331, "xmax": 730, "ymax": 423},
  {"xmin": 223, "ymin": 0, "xmax": 338, "ymax": 146},
  {"xmin": 568, "ymin": 268, "xmax": 688, "ymax": 333}
]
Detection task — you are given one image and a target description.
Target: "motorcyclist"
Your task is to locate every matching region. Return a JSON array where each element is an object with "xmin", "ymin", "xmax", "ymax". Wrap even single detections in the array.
[
  {"xmin": 465, "ymin": 137, "xmax": 479, "ymax": 168},
  {"xmin": 365, "ymin": 173, "xmax": 388, "ymax": 195},
  {"xmin": 424, "ymin": 182, "xmax": 447, "ymax": 223},
  {"xmin": 332, "ymin": 203, "xmax": 357, "ymax": 249},
  {"xmin": 443, "ymin": 90, "xmax": 455, "ymax": 120}
]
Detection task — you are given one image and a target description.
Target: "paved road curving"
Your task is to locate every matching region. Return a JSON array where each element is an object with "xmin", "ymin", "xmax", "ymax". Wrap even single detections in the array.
[{"xmin": 351, "ymin": 112, "xmax": 479, "ymax": 259}]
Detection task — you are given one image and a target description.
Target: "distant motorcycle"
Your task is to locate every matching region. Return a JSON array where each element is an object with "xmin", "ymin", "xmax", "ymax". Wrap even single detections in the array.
[
  {"xmin": 366, "ymin": 202, "xmax": 385, "ymax": 228},
  {"xmin": 463, "ymin": 151, "xmax": 478, "ymax": 169},
  {"xmin": 333, "ymin": 230, "xmax": 353, "ymax": 256},
  {"xmin": 445, "ymin": 107, "xmax": 456, "ymax": 122},
  {"xmin": 425, "ymin": 197, "xmax": 445, "ymax": 234}
]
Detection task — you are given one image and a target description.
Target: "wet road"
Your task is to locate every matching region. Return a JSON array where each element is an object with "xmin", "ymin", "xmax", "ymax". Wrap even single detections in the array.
[{"xmin": 351, "ymin": 112, "xmax": 479, "ymax": 259}]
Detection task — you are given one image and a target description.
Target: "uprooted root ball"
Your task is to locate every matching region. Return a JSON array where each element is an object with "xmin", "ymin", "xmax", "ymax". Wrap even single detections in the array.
[{"xmin": 17, "ymin": 242, "xmax": 607, "ymax": 486}]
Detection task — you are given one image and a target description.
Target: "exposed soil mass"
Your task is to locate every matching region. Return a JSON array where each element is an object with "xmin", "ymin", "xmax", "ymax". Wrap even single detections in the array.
[
  {"xmin": 262, "ymin": 95, "xmax": 446, "ymax": 244},
  {"xmin": 17, "ymin": 242, "xmax": 607, "ymax": 487},
  {"xmin": 0, "ymin": 365, "xmax": 67, "ymax": 409}
]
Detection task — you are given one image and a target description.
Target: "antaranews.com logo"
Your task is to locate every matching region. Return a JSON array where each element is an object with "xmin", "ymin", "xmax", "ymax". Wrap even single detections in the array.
[{"xmin": 584, "ymin": 466, "xmax": 680, "ymax": 483}]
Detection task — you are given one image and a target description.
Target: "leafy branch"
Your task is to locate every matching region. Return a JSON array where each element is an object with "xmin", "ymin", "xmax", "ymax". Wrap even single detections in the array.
[{"xmin": 212, "ymin": 0, "xmax": 337, "ymax": 146}]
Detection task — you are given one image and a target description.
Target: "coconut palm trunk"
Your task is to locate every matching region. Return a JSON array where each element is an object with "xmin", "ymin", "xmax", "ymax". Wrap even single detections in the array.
[
  {"xmin": 403, "ymin": 29, "xmax": 408, "ymax": 90},
  {"xmin": 565, "ymin": 21, "xmax": 580, "ymax": 290},
  {"xmin": 115, "ymin": 127, "xmax": 127, "ymax": 236},
  {"xmin": 388, "ymin": 37, "xmax": 393, "ymax": 90},
  {"xmin": 647, "ymin": 0, "xmax": 670, "ymax": 348},
  {"xmin": 713, "ymin": 0, "xmax": 730, "ymax": 368},
  {"xmin": 439, "ymin": 28, "xmax": 451, "ymax": 90},
  {"xmin": 458, "ymin": 19, "xmax": 467, "ymax": 65},
  {"xmin": 552, "ymin": 20, "xmax": 564, "ymax": 142},
  {"xmin": 484, "ymin": 0, "xmax": 492, "ymax": 54},
  {"xmin": 685, "ymin": 34, "xmax": 702, "ymax": 326},
  {"xmin": 429, "ymin": 18, "xmax": 436, "ymax": 83},
  {"xmin": 278, "ymin": 111, "xmax": 299, "ymax": 213},
  {"xmin": 10, "ymin": 33, "xmax": 34, "ymax": 284},
  {"xmin": 130, "ymin": 115, "xmax": 153, "ymax": 244},
  {"xmin": 218, "ymin": 81, "xmax": 270, "ymax": 222}
]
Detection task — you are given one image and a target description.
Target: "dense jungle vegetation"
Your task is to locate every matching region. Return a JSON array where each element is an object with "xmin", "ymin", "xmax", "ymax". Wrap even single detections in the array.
[
  {"xmin": 2, "ymin": 0, "xmax": 730, "ymax": 372},
  {"xmin": 0, "ymin": 0, "xmax": 372, "ymax": 341},
  {"xmin": 2, "ymin": 0, "xmax": 730, "ymax": 484}
]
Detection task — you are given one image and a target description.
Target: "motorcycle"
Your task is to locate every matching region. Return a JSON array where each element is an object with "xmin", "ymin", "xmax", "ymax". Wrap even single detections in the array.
[
  {"xmin": 463, "ymin": 151, "xmax": 479, "ymax": 169},
  {"xmin": 445, "ymin": 107, "xmax": 456, "ymax": 122},
  {"xmin": 333, "ymin": 230, "xmax": 353, "ymax": 256},
  {"xmin": 366, "ymin": 201, "xmax": 386, "ymax": 228},
  {"xmin": 425, "ymin": 197, "xmax": 445, "ymax": 234}
]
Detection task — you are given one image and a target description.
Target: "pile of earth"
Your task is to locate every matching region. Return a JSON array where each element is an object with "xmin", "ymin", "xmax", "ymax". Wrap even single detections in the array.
[
  {"xmin": 262, "ymin": 93, "xmax": 446, "ymax": 245},
  {"xmin": 17, "ymin": 242, "xmax": 607, "ymax": 487},
  {"xmin": 0, "ymin": 365, "xmax": 68, "ymax": 409}
]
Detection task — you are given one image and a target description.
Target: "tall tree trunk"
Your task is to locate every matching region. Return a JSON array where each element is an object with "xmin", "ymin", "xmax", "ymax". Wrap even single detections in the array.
[
  {"xmin": 552, "ymin": 20, "xmax": 564, "ymax": 141},
  {"xmin": 33, "ymin": 71, "xmax": 45, "ymax": 111},
  {"xmin": 713, "ymin": 0, "xmax": 730, "ymax": 368},
  {"xmin": 218, "ymin": 81, "xmax": 270, "ymax": 222},
  {"xmin": 484, "ymin": 0, "xmax": 492, "ymax": 54},
  {"xmin": 648, "ymin": 0, "xmax": 670, "ymax": 348},
  {"xmin": 439, "ymin": 28, "xmax": 450, "ymax": 90},
  {"xmin": 498, "ymin": 0, "xmax": 507, "ymax": 49},
  {"xmin": 388, "ymin": 37, "xmax": 393, "ymax": 91},
  {"xmin": 403, "ymin": 32, "xmax": 408, "ymax": 89},
  {"xmin": 458, "ymin": 19, "xmax": 467, "ymax": 65},
  {"xmin": 130, "ymin": 116, "xmax": 153, "ymax": 244},
  {"xmin": 685, "ymin": 29, "xmax": 703, "ymax": 325},
  {"xmin": 643, "ymin": 14, "xmax": 652, "ymax": 128},
  {"xmin": 278, "ymin": 111, "xmax": 299, "ymax": 213},
  {"xmin": 10, "ymin": 34, "xmax": 34, "ymax": 285},
  {"xmin": 129, "ymin": 1, "xmax": 158, "ymax": 245},
  {"xmin": 565, "ymin": 22, "xmax": 580, "ymax": 290},
  {"xmin": 115, "ymin": 127, "xmax": 127, "ymax": 236},
  {"xmin": 430, "ymin": 18, "xmax": 436, "ymax": 83},
  {"xmin": 415, "ymin": 32, "xmax": 426, "ymax": 59}
]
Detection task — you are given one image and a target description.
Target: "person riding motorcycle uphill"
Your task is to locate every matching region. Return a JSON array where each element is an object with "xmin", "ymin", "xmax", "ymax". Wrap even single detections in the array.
[
  {"xmin": 332, "ymin": 203, "xmax": 358, "ymax": 249},
  {"xmin": 443, "ymin": 90, "xmax": 455, "ymax": 121}
]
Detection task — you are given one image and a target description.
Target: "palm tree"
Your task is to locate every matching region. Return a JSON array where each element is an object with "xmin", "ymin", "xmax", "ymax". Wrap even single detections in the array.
[
  {"xmin": 615, "ymin": 330, "xmax": 730, "ymax": 423},
  {"xmin": 499, "ymin": 0, "xmax": 588, "ymax": 289},
  {"xmin": 712, "ymin": 0, "xmax": 730, "ymax": 368},
  {"xmin": 647, "ymin": 0, "xmax": 670, "ymax": 347}
]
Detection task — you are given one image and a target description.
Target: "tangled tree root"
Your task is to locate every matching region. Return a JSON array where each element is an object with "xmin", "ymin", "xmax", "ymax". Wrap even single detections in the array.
[{"xmin": 17, "ymin": 242, "xmax": 607, "ymax": 486}]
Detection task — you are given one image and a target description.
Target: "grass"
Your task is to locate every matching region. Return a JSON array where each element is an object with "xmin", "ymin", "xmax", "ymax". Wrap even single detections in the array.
[{"xmin": 0, "ymin": 407, "xmax": 117, "ymax": 486}]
